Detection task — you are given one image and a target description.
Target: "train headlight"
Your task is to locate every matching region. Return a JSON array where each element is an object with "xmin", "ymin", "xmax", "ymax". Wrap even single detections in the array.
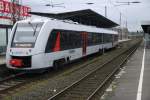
[{"xmin": 9, "ymin": 59, "xmax": 23, "ymax": 68}]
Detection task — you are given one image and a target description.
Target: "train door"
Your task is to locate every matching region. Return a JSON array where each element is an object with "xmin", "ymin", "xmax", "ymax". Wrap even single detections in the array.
[{"xmin": 82, "ymin": 32, "xmax": 87, "ymax": 56}]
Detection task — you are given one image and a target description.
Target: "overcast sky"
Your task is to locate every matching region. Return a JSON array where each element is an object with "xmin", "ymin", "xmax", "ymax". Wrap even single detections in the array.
[{"xmin": 15, "ymin": 0, "xmax": 150, "ymax": 32}]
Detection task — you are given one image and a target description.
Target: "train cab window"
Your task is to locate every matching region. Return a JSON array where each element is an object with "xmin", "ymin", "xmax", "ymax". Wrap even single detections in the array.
[{"xmin": 12, "ymin": 22, "xmax": 43, "ymax": 48}]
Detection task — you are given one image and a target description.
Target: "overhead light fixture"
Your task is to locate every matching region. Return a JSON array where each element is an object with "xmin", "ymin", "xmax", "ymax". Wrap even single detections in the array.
[{"xmin": 86, "ymin": 3, "xmax": 94, "ymax": 5}]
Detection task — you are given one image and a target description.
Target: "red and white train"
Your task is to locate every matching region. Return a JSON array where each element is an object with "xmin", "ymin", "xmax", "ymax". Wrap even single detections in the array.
[{"xmin": 6, "ymin": 18, "xmax": 118, "ymax": 71}]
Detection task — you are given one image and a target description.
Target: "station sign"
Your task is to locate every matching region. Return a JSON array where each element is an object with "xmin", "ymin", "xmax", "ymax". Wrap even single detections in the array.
[{"xmin": 0, "ymin": 0, "xmax": 31, "ymax": 19}]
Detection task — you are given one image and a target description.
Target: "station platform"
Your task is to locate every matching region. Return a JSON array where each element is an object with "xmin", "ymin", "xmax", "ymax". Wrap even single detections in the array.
[
  {"xmin": 0, "ymin": 55, "xmax": 5, "ymax": 65},
  {"xmin": 118, "ymin": 39, "xmax": 131, "ymax": 43},
  {"xmin": 103, "ymin": 42, "xmax": 149, "ymax": 100}
]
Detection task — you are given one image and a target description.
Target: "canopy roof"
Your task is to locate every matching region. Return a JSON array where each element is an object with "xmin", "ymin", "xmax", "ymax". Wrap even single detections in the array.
[
  {"xmin": 0, "ymin": 24, "xmax": 12, "ymax": 28},
  {"xmin": 141, "ymin": 21, "xmax": 150, "ymax": 33},
  {"xmin": 30, "ymin": 9, "xmax": 118, "ymax": 28}
]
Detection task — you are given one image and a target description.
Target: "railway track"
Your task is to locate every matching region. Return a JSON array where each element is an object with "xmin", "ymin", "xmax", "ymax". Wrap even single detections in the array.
[
  {"xmin": 48, "ymin": 41, "xmax": 140, "ymax": 100},
  {"xmin": 0, "ymin": 39, "xmax": 141, "ymax": 100},
  {"xmin": 0, "ymin": 72, "xmax": 27, "ymax": 96}
]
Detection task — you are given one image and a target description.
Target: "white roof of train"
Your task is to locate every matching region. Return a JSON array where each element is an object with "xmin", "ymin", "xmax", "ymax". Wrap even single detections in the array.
[{"xmin": 17, "ymin": 17, "xmax": 118, "ymax": 35}]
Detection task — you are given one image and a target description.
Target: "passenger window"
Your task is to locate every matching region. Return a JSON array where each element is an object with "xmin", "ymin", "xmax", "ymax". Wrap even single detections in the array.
[{"xmin": 45, "ymin": 30, "xmax": 57, "ymax": 53}]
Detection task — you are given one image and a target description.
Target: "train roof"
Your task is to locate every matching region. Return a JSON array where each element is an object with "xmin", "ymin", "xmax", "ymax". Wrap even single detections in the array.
[{"xmin": 17, "ymin": 17, "xmax": 118, "ymax": 35}]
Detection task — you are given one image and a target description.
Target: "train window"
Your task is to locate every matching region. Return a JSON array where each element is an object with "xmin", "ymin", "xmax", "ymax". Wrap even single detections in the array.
[
  {"xmin": 109, "ymin": 35, "xmax": 113, "ymax": 42},
  {"xmin": 92, "ymin": 33, "xmax": 97, "ymax": 44},
  {"xmin": 45, "ymin": 29, "xmax": 82, "ymax": 53},
  {"xmin": 87, "ymin": 33, "xmax": 92, "ymax": 46},
  {"xmin": 60, "ymin": 30, "xmax": 82, "ymax": 50},
  {"xmin": 103, "ymin": 34, "xmax": 113, "ymax": 43},
  {"xmin": 87, "ymin": 33, "xmax": 102, "ymax": 46},
  {"xmin": 45, "ymin": 29, "xmax": 114, "ymax": 53},
  {"xmin": 12, "ymin": 22, "xmax": 43, "ymax": 48},
  {"xmin": 60, "ymin": 31, "xmax": 69, "ymax": 50},
  {"xmin": 93, "ymin": 33, "xmax": 100, "ymax": 45},
  {"xmin": 114, "ymin": 35, "xmax": 118, "ymax": 42},
  {"xmin": 45, "ymin": 30, "xmax": 57, "ymax": 53},
  {"xmin": 99, "ymin": 33, "xmax": 102, "ymax": 44},
  {"xmin": 103, "ymin": 34, "xmax": 105, "ymax": 43}
]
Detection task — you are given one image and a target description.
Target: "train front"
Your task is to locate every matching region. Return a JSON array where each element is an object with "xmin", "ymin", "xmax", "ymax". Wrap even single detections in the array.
[{"xmin": 6, "ymin": 20, "xmax": 45, "ymax": 71}]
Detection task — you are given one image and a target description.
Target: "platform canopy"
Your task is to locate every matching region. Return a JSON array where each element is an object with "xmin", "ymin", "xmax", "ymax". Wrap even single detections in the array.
[
  {"xmin": 0, "ymin": 24, "xmax": 12, "ymax": 28},
  {"xmin": 141, "ymin": 21, "xmax": 150, "ymax": 34},
  {"xmin": 30, "ymin": 9, "xmax": 118, "ymax": 28}
]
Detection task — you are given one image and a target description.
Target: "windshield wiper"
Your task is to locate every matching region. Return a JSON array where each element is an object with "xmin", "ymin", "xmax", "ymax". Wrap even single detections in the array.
[
  {"xmin": 33, "ymin": 24, "xmax": 38, "ymax": 36},
  {"xmin": 28, "ymin": 22, "xmax": 35, "ymax": 31},
  {"xmin": 28, "ymin": 22, "xmax": 38, "ymax": 36}
]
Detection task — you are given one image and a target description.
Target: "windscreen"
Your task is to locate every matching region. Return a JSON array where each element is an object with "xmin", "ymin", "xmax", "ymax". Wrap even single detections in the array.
[{"xmin": 12, "ymin": 22, "xmax": 43, "ymax": 48}]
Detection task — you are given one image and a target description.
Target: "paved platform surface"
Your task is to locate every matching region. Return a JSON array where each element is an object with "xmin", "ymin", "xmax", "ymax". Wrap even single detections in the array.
[
  {"xmin": 118, "ymin": 39, "xmax": 131, "ymax": 43},
  {"xmin": 0, "ymin": 55, "xmax": 5, "ymax": 65},
  {"xmin": 103, "ymin": 42, "xmax": 150, "ymax": 100}
]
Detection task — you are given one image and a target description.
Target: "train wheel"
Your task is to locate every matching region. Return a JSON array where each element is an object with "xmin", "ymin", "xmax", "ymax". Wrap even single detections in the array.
[
  {"xmin": 66, "ymin": 57, "xmax": 70, "ymax": 64},
  {"xmin": 99, "ymin": 49, "xmax": 103, "ymax": 55},
  {"xmin": 53, "ymin": 61, "xmax": 59, "ymax": 70},
  {"xmin": 102, "ymin": 48, "xmax": 105, "ymax": 54}
]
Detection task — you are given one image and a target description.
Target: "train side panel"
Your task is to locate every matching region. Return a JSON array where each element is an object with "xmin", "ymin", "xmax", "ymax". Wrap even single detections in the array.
[{"xmin": 6, "ymin": 19, "xmax": 118, "ymax": 71}]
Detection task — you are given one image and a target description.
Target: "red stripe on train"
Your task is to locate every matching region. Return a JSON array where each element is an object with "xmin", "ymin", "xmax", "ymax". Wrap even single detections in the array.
[{"xmin": 53, "ymin": 32, "xmax": 61, "ymax": 52}]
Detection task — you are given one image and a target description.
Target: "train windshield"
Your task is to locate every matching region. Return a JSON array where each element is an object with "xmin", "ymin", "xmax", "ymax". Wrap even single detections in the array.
[{"xmin": 12, "ymin": 22, "xmax": 43, "ymax": 48}]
